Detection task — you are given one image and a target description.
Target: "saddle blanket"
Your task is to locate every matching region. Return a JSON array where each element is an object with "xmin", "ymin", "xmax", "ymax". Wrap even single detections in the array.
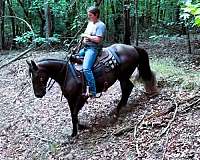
[{"xmin": 73, "ymin": 47, "xmax": 120, "ymax": 72}]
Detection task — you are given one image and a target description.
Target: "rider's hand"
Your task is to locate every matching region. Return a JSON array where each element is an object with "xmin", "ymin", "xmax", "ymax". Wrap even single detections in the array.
[
  {"xmin": 81, "ymin": 33, "xmax": 90, "ymax": 38},
  {"xmin": 84, "ymin": 37, "xmax": 90, "ymax": 43}
]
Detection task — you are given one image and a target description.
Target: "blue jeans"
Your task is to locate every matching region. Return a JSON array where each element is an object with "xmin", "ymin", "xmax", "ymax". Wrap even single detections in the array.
[{"xmin": 79, "ymin": 47, "xmax": 97, "ymax": 96}]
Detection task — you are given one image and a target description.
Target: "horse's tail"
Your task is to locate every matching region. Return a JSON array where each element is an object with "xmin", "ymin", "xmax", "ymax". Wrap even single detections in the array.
[{"xmin": 134, "ymin": 47, "xmax": 159, "ymax": 95}]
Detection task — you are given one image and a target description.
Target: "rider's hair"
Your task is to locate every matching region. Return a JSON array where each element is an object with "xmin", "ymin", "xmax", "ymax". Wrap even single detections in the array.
[{"xmin": 87, "ymin": 6, "xmax": 100, "ymax": 18}]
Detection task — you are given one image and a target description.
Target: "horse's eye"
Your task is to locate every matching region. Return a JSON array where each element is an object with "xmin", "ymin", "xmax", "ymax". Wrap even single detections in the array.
[{"xmin": 40, "ymin": 77, "xmax": 44, "ymax": 82}]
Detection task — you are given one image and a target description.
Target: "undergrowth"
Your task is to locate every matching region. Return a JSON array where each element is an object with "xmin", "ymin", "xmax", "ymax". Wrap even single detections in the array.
[{"xmin": 150, "ymin": 57, "xmax": 200, "ymax": 91}]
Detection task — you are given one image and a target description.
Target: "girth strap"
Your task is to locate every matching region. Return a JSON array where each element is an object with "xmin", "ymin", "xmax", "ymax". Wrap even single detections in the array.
[{"xmin": 68, "ymin": 63, "xmax": 80, "ymax": 83}]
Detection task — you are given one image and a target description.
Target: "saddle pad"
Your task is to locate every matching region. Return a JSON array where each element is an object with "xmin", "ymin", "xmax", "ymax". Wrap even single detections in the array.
[
  {"xmin": 94, "ymin": 48, "xmax": 113, "ymax": 68},
  {"xmin": 74, "ymin": 47, "xmax": 119, "ymax": 72}
]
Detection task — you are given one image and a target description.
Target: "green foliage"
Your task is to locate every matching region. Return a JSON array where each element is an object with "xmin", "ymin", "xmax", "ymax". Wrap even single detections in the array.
[
  {"xmin": 14, "ymin": 31, "xmax": 35, "ymax": 45},
  {"xmin": 14, "ymin": 31, "xmax": 61, "ymax": 46},
  {"xmin": 48, "ymin": 142, "xmax": 59, "ymax": 155},
  {"xmin": 180, "ymin": 2, "xmax": 200, "ymax": 26},
  {"xmin": 70, "ymin": 15, "xmax": 86, "ymax": 32},
  {"xmin": 2, "ymin": 0, "xmax": 199, "ymax": 48},
  {"xmin": 151, "ymin": 57, "xmax": 200, "ymax": 90},
  {"xmin": 149, "ymin": 34, "xmax": 183, "ymax": 43}
]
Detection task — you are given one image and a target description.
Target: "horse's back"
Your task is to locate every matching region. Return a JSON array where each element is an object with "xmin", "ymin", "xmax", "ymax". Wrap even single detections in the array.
[
  {"xmin": 107, "ymin": 44, "xmax": 137, "ymax": 55},
  {"xmin": 106, "ymin": 44, "xmax": 139, "ymax": 64}
]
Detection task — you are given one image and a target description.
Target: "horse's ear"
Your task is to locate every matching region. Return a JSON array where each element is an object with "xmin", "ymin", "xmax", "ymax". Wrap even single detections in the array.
[
  {"xmin": 26, "ymin": 60, "xmax": 33, "ymax": 77},
  {"xmin": 31, "ymin": 60, "xmax": 38, "ymax": 71},
  {"xmin": 26, "ymin": 60, "xmax": 31, "ymax": 68}
]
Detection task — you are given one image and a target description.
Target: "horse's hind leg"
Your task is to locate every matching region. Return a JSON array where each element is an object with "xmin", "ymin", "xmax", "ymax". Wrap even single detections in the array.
[{"xmin": 117, "ymin": 79, "xmax": 134, "ymax": 114}]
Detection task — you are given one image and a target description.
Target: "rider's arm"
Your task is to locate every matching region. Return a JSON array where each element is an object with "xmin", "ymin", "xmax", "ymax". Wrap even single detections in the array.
[{"xmin": 85, "ymin": 35, "xmax": 102, "ymax": 44}]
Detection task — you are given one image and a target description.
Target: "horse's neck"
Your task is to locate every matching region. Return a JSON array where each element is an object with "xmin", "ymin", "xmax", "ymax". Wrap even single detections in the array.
[{"xmin": 39, "ymin": 60, "xmax": 67, "ymax": 84}]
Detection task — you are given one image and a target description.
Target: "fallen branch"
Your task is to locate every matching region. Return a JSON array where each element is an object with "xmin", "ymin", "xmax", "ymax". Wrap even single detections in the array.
[
  {"xmin": 0, "ymin": 16, "xmax": 36, "ymax": 70},
  {"xmin": 113, "ymin": 125, "xmax": 135, "ymax": 137},
  {"xmin": 181, "ymin": 98, "xmax": 200, "ymax": 113},
  {"xmin": 188, "ymin": 98, "xmax": 200, "ymax": 108},
  {"xmin": 143, "ymin": 106, "xmax": 175, "ymax": 124},
  {"xmin": 160, "ymin": 100, "xmax": 178, "ymax": 137},
  {"xmin": 134, "ymin": 110, "xmax": 147, "ymax": 156},
  {"xmin": 113, "ymin": 110, "xmax": 147, "ymax": 137},
  {"xmin": 161, "ymin": 129, "xmax": 170, "ymax": 160},
  {"xmin": 0, "ymin": 16, "xmax": 36, "ymax": 40},
  {"xmin": 13, "ymin": 82, "xmax": 29, "ymax": 103},
  {"xmin": 157, "ymin": 100, "xmax": 178, "ymax": 159},
  {"xmin": 134, "ymin": 125, "xmax": 141, "ymax": 156},
  {"xmin": 27, "ymin": 133, "xmax": 53, "ymax": 143},
  {"xmin": 0, "ymin": 46, "xmax": 34, "ymax": 70}
]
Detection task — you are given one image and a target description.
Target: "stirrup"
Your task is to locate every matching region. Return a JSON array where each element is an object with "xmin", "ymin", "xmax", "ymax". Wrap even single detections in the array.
[
  {"xmin": 81, "ymin": 86, "xmax": 91, "ymax": 98},
  {"xmin": 69, "ymin": 55, "xmax": 83, "ymax": 64},
  {"xmin": 82, "ymin": 86, "xmax": 96, "ymax": 98}
]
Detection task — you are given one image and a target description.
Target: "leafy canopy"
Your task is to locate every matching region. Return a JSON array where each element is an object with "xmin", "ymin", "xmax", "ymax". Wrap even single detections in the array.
[{"xmin": 180, "ymin": 1, "xmax": 200, "ymax": 26}]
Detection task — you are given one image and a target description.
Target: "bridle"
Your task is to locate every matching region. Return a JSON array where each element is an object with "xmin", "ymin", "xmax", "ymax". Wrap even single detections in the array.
[{"xmin": 47, "ymin": 38, "xmax": 83, "ymax": 93}]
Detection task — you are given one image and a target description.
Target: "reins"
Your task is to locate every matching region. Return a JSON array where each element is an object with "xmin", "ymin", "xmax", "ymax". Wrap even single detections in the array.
[
  {"xmin": 46, "ymin": 38, "xmax": 83, "ymax": 101},
  {"xmin": 47, "ymin": 37, "xmax": 83, "ymax": 85}
]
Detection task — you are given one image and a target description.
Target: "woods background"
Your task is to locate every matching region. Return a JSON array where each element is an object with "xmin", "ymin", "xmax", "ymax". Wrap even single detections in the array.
[
  {"xmin": 0, "ymin": 0, "xmax": 199, "ymax": 51},
  {"xmin": 0, "ymin": 1, "xmax": 200, "ymax": 159}
]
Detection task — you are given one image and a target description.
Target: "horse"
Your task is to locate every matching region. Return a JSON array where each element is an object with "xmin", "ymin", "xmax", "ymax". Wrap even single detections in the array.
[{"xmin": 27, "ymin": 43, "xmax": 159, "ymax": 137}]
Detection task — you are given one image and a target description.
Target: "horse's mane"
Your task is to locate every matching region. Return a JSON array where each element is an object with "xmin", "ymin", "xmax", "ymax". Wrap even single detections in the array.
[{"xmin": 37, "ymin": 58, "xmax": 67, "ymax": 64}]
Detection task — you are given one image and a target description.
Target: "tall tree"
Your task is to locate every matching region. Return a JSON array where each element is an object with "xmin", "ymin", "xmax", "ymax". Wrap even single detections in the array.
[
  {"xmin": 111, "ymin": 0, "xmax": 121, "ymax": 42},
  {"xmin": 44, "ymin": 0, "xmax": 49, "ymax": 44},
  {"xmin": 0, "ymin": 0, "xmax": 4, "ymax": 50},
  {"xmin": 156, "ymin": 0, "xmax": 161, "ymax": 24},
  {"xmin": 17, "ymin": 0, "xmax": 32, "ymax": 25},
  {"xmin": 7, "ymin": 0, "xmax": 16, "ymax": 48},
  {"xmin": 134, "ymin": 0, "xmax": 139, "ymax": 46},
  {"xmin": 123, "ymin": 0, "xmax": 131, "ymax": 45}
]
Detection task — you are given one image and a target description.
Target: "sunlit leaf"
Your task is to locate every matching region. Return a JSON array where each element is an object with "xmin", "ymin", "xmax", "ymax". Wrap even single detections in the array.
[
  {"xmin": 180, "ymin": 12, "xmax": 191, "ymax": 20},
  {"xmin": 195, "ymin": 16, "xmax": 200, "ymax": 26}
]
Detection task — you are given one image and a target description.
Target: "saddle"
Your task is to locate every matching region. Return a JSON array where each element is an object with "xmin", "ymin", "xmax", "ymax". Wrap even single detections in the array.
[
  {"xmin": 68, "ymin": 47, "xmax": 120, "ymax": 95},
  {"xmin": 70, "ymin": 47, "xmax": 120, "ymax": 72}
]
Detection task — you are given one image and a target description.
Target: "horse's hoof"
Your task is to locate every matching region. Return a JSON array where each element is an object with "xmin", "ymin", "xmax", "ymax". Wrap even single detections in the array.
[
  {"xmin": 113, "ymin": 113, "xmax": 118, "ymax": 119},
  {"xmin": 61, "ymin": 135, "xmax": 77, "ymax": 146},
  {"xmin": 112, "ymin": 109, "xmax": 120, "ymax": 119},
  {"xmin": 145, "ymin": 89, "xmax": 160, "ymax": 98},
  {"xmin": 78, "ymin": 123, "xmax": 89, "ymax": 130},
  {"xmin": 71, "ymin": 132, "xmax": 78, "ymax": 137}
]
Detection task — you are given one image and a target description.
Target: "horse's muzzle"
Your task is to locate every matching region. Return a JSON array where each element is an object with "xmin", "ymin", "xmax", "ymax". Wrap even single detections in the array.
[
  {"xmin": 35, "ymin": 91, "xmax": 46, "ymax": 98},
  {"xmin": 35, "ymin": 94, "xmax": 44, "ymax": 98}
]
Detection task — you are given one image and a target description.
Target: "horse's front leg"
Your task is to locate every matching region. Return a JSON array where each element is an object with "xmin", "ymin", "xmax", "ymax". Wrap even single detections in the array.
[
  {"xmin": 69, "ymin": 108, "xmax": 78, "ymax": 137},
  {"xmin": 68, "ymin": 96, "xmax": 86, "ymax": 137}
]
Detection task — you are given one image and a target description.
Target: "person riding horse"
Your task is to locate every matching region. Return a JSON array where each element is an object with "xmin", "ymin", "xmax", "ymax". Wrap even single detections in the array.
[
  {"xmin": 27, "ymin": 7, "xmax": 159, "ymax": 137},
  {"xmin": 78, "ymin": 6, "xmax": 106, "ymax": 98}
]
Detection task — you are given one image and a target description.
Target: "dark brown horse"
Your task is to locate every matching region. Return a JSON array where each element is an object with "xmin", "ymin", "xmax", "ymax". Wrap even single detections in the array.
[{"xmin": 27, "ymin": 44, "xmax": 158, "ymax": 137}]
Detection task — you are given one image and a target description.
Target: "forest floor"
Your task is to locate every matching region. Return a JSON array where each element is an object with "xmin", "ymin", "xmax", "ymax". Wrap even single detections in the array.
[{"xmin": 0, "ymin": 39, "xmax": 200, "ymax": 160}]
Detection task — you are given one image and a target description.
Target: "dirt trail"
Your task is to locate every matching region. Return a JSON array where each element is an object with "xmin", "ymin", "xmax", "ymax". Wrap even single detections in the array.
[{"xmin": 0, "ymin": 41, "xmax": 199, "ymax": 159}]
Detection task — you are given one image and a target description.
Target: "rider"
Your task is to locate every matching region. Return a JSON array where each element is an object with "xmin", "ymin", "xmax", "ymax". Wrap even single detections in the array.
[{"xmin": 79, "ymin": 6, "xmax": 106, "ymax": 97}]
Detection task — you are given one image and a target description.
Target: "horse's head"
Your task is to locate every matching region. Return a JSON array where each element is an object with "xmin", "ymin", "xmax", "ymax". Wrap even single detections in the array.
[{"xmin": 27, "ymin": 60, "xmax": 49, "ymax": 98}]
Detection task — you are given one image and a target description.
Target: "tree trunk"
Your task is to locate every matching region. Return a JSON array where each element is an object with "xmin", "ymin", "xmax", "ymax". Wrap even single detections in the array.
[
  {"xmin": 134, "ymin": 0, "xmax": 139, "ymax": 46},
  {"xmin": 37, "ymin": 9, "xmax": 45, "ymax": 37},
  {"xmin": 156, "ymin": 0, "xmax": 161, "ymax": 24},
  {"xmin": 145, "ymin": 0, "xmax": 152, "ymax": 26},
  {"xmin": 17, "ymin": 0, "xmax": 32, "ymax": 26},
  {"xmin": 7, "ymin": 0, "xmax": 16, "ymax": 49},
  {"xmin": 175, "ymin": 4, "xmax": 180, "ymax": 23},
  {"xmin": 0, "ymin": 0, "xmax": 4, "ymax": 50},
  {"xmin": 186, "ymin": 26, "xmax": 192, "ymax": 54},
  {"xmin": 44, "ymin": 0, "xmax": 49, "ymax": 45},
  {"xmin": 123, "ymin": 0, "xmax": 131, "ymax": 45},
  {"xmin": 94, "ymin": 0, "xmax": 102, "ymax": 6},
  {"xmin": 111, "ymin": 0, "xmax": 120, "ymax": 42},
  {"xmin": 51, "ymin": 12, "xmax": 55, "ymax": 35}
]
